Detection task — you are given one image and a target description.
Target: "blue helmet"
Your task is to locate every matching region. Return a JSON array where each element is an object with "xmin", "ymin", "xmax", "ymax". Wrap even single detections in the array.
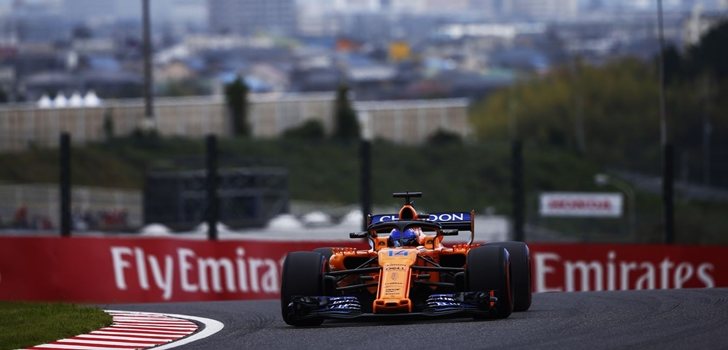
[{"xmin": 389, "ymin": 228, "xmax": 418, "ymax": 247}]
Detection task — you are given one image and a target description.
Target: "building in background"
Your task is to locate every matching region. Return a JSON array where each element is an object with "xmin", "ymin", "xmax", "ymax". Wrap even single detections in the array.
[
  {"xmin": 63, "ymin": 0, "xmax": 114, "ymax": 22},
  {"xmin": 113, "ymin": 0, "xmax": 207, "ymax": 26},
  {"xmin": 504, "ymin": 0, "xmax": 579, "ymax": 20},
  {"xmin": 468, "ymin": 0, "xmax": 501, "ymax": 18},
  {"xmin": 10, "ymin": 0, "xmax": 63, "ymax": 15},
  {"xmin": 208, "ymin": 0, "xmax": 296, "ymax": 36},
  {"xmin": 56, "ymin": 0, "xmax": 206, "ymax": 26}
]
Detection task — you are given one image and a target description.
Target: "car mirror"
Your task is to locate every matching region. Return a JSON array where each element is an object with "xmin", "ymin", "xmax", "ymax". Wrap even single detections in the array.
[
  {"xmin": 441, "ymin": 229, "xmax": 459, "ymax": 236},
  {"xmin": 349, "ymin": 231, "xmax": 368, "ymax": 238}
]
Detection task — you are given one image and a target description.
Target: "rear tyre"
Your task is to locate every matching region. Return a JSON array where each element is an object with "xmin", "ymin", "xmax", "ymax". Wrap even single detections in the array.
[
  {"xmin": 466, "ymin": 246, "xmax": 513, "ymax": 319},
  {"xmin": 485, "ymin": 241, "xmax": 532, "ymax": 311},
  {"xmin": 280, "ymin": 251, "xmax": 326, "ymax": 326}
]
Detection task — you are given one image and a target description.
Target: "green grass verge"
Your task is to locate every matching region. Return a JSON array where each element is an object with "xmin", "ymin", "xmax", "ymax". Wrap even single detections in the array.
[{"xmin": 0, "ymin": 302, "xmax": 112, "ymax": 350}]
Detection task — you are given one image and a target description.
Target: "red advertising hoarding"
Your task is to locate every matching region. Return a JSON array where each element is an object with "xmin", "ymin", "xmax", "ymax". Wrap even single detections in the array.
[
  {"xmin": 0, "ymin": 236, "xmax": 364, "ymax": 303},
  {"xmin": 0, "ymin": 236, "xmax": 726, "ymax": 303},
  {"xmin": 529, "ymin": 244, "xmax": 721, "ymax": 292}
]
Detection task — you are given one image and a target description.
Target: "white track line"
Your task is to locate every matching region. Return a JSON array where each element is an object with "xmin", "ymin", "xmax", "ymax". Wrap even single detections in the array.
[{"xmin": 105, "ymin": 310, "xmax": 224, "ymax": 350}]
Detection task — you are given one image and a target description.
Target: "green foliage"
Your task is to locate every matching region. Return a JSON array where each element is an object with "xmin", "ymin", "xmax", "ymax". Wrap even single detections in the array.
[
  {"xmin": 0, "ymin": 302, "xmax": 111, "ymax": 349},
  {"xmin": 471, "ymin": 18, "xmax": 728, "ymax": 178},
  {"xmin": 426, "ymin": 129, "xmax": 463, "ymax": 145},
  {"xmin": 282, "ymin": 119, "xmax": 326, "ymax": 140},
  {"xmin": 0, "ymin": 138, "xmax": 594, "ymax": 211},
  {"xmin": 224, "ymin": 77, "xmax": 250, "ymax": 137},
  {"xmin": 660, "ymin": 20, "xmax": 728, "ymax": 185},
  {"xmin": 102, "ymin": 109, "xmax": 114, "ymax": 142},
  {"xmin": 160, "ymin": 78, "xmax": 211, "ymax": 97},
  {"xmin": 686, "ymin": 20, "xmax": 728, "ymax": 80},
  {"xmin": 0, "ymin": 146, "xmax": 143, "ymax": 188},
  {"xmin": 1, "ymin": 137, "xmax": 727, "ymax": 243},
  {"xmin": 218, "ymin": 139, "xmax": 599, "ymax": 212},
  {"xmin": 662, "ymin": 45, "xmax": 685, "ymax": 84},
  {"xmin": 332, "ymin": 85, "xmax": 360, "ymax": 141},
  {"xmin": 470, "ymin": 46, "xmax": 728, "ymax": 181},
  {"xmin": 471, "ymin": 58, "xmax": 661, "ymax": 167},
  {"xmin": 0, "ymin": 148, "xmax": 60, "ymax": 184}
]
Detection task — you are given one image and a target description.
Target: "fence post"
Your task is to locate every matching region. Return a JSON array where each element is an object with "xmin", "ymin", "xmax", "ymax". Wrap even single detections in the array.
[
  {"xmin": 663, "ymin": 143, "xmax": 675, "ymax": 244},
  {"xmin": 512, "ymin": 140, "xmax": 525, "ymax": 241},
  {"xmin": 206, "ymin": 135, "xmax": 219, "ymax": 241},
  {"xmin": 360, "ymin": 139, "xmax": 372, "ymax": 231},
  {"xmin": 60, "ymin": 133, "xmax": 71, "ymax": 237}
]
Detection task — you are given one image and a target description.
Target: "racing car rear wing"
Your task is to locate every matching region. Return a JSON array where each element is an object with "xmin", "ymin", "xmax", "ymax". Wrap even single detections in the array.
[{"xmin": 368, "ymin": 210, "xmax": 476, "ymax": 244}]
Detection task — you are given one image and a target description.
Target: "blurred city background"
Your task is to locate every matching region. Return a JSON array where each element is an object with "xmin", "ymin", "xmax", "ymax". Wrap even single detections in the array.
[{"xmin": 0, "ymin": 0, "xmax": 727, "ymax": 244}]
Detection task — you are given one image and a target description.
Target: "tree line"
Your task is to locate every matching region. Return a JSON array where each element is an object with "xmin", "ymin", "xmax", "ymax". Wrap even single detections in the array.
[
  {"xmin": 470, "ymin": 20, "xmax": 728, "ymax": 186},
  {"xmin": 224, "ymin": 78, "xmax": 360, "ymax": 141}
]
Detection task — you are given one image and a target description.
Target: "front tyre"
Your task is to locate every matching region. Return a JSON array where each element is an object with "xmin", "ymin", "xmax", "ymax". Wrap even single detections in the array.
[
  {"xmin": 485, "ymin": 241, "xmax": 532, "ymax": 311},
  {"xmin": 466, "ymin": 246, "xmax": 513, "ymax": 319},
  {"xmin": 280, "ymin": 251, "xmax": 326, "ymax": 326},
  {"xmin": 313, "ymin": 247, "xmax": 333, "ymax": 261}
]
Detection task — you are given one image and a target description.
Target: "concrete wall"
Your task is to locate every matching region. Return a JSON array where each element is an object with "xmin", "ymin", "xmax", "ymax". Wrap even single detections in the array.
[{"xmin": 0, "ymin": 93, "xmax": 470, "ymax": 151}]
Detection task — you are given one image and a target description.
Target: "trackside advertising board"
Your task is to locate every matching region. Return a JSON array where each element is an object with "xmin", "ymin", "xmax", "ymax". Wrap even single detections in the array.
[
  {"xmin": 0, "ymin": 236, "xmax": 726, "ymax": 303},
  {"xmin": 530, "ymin": 243, "xmax": 720, "ymax": 292},
  {"xmin": 0, "ymin": 236, "xmax": 366, "ymax": 303},
  {"xmin": 540, "ymin": 192, "xmax": 623, "ymax": 217}
]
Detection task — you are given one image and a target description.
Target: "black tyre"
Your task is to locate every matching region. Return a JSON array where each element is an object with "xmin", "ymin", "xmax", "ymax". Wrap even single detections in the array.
[
  {"xmin": 313, "ymin": 247, "xmax": 333, "ymax": 261},
  {"xmin": 313, "ymin": 247, "xmax": 337, "ymax": 295},
  {"xmin": 466, "ymin": 246, "xmax": 513, "ymax": 319},
  {"xmin": 280, "ymin": 251, "xmax": 326, "ymax": 326},
  {"xmin": 485, "ymin": 241, "xmax": 532, "ymax": 311}
]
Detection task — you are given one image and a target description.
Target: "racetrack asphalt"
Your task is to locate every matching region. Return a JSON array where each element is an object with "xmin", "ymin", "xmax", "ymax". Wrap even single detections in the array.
[{"xmin": 104, "ymin": 288, "xmax": 728, "ymax": 350}]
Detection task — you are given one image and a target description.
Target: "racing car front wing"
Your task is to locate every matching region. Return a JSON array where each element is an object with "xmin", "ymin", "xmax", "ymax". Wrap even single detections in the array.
[{"xmin": 286, "ymin": 292, "xmax": 499, "ymax": 322}]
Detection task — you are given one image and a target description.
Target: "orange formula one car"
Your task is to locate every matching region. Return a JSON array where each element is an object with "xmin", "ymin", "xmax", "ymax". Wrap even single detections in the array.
[{"xmin": 281, "ymin": 192, "xmax": 532, "ymax": 326}]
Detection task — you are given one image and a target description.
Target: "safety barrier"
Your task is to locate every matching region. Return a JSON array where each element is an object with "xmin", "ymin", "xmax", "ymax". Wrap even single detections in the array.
[{"xmin": 0, "ymin": 236, "xmax": 725, "ymax": 303}]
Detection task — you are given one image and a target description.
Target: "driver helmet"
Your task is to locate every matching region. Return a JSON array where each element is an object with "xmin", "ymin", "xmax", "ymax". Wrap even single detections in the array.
[{"xmin": 389, "ymin": 228, "xmax": 419, "ymax": 247}]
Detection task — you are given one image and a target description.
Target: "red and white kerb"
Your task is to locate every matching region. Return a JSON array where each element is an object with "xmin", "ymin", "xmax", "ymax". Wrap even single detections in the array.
[{"xmin": 24, "ymin": 310, "xmax": 199, "ymax": 350}]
